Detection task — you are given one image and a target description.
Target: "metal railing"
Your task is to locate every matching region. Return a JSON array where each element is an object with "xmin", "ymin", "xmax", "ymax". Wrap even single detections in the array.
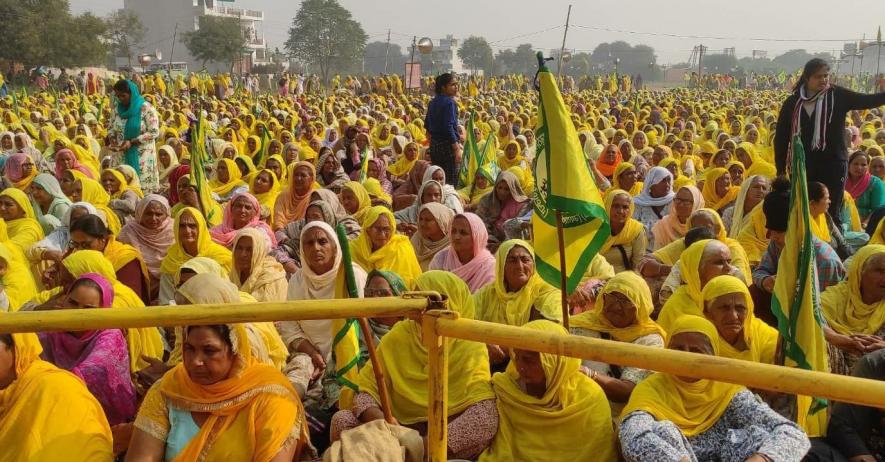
[{"xmin": 3, "ymin": 298, "xmax": 885, "ymax": 462}]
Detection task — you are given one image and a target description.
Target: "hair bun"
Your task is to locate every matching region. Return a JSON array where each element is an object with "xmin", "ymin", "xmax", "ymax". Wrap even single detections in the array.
[{"xmin": 770, "ymin": 176, "xmax": 791, "ymax": 194}]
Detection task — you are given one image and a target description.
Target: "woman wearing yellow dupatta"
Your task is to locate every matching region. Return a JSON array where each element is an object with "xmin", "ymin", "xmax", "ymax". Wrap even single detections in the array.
[
  {"xmin": 701, "ymin": 275, "xmax": 778, "ymax": 364},
  {"xmin": 0, "ymin": 332, "xmax": 113, "ymax": 461},
  {"xmin": 332, "ymin": 271, "xmax": 498, "ymax": 459},
  {"xmin": 497, "ymin": 140, "xmax": 527, "ymax": 171},
  {"xmin": 612, "ymin": 162, "xmax": 642, "ymax": 196},
  {"xmin": 61, "ymin": 169, "xmax": 123, "ymax": 234},
  {"xmin": 248, "ymin": 169, "xmax": 281, "ymax": 226},
  {"xmin": 474, "ymin": 239, "xmax": 561, "ymax": 327},
  {"xmin": 351, "ymin": 206, "xmax": 421, "ymax": 286},
  {"xmin": 735, "ymin": 142, "xmax": 777, "ymax": 179},
  {"xmin": 386, "ymin": 139, "xmax": 419, "ymax": 178},
  {"xmin": 233, "ymin": 155, "xmax": 258, "ymax": 185},
  {"xmin": 822, "ymin": 245, "xmax": 885, "ymax": 374},
  {"xmin": 209, "ymin": 158, "xmax": 248, "ymax": 203},
  {"xmin": 569, "ymin": 271, "xmax": 665, "ymax": 403},
  {"xmin": 0, "ymin": 241, "xmax": 37, "ymax": 311},
  {"xmin": 128, "ymin": 310, "xmax": 306, "ymax": 461},
  {"xmin": 102, "ymin": 168, "xmax": 140, "ymax": 222},
  {"xmin": 656, "ymin": 239, "xmax": 737, "ymax": 332},
  {"xmin": 660, "ymin": 157, "xmax": 695, "ymax": 190},
  {"xmin": 0, "ymin": 187, "xmax": 45, "ymax": 253},
  {"xmin": 600, "ymin": 189, "xmax": 647, "ymax": 272},
  {"xmin": 478, "ymin": 320, "xmax": 617, "ymax": 462},
  {"xmin": 737, "ymin": 204, "xmax": 769, "ymax": 265},
  {"xmin": 620, "ymin": 316, "xmax": 809, "ymax": 462},
  {"xmin": 158, "ymin": 207, "xmax": 232, "ymax": 304},
  {"xmin": 701, "ymin": 167, "xmax": 740, "ymax": 212}
]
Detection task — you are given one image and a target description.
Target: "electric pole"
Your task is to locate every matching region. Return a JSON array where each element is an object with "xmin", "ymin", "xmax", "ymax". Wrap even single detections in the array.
[
  {"xmin": 557, "ymin": 4, "xmax": 572, "ymax": 81},
  {"xmin": 384, "ymin": 29, "xmax": 391, "ymax": 74}
]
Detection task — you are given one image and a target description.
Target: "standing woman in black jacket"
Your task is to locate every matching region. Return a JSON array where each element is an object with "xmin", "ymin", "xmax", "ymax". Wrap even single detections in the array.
[{"xmin": 775, "ymin": 58, "xmax": 885, "ymax": 226}]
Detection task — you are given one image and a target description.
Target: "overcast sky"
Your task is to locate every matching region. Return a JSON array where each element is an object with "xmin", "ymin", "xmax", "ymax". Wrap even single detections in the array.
[{"xmin": 72, "ymin": 0, "xmax": 885, "ymax": 65}]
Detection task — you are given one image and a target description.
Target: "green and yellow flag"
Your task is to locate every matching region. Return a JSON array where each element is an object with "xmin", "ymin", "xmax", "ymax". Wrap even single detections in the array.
[
  {"xmin": 458, "ymin": 110, "xmax": 479, "ymax": 188},
  {"xmin": 771, "ymin": 134, "xmax": 829, "ymax": 437},
  {"xmin": 335, "ymin": 223, "xmax": 364, "ymax": 409},
  {"xmin": 189, "ymin": 114, "xmax": 220, "ymax": 224},
  {"xmin": 531, "ymin": 53, "xmax": 609, "ymax": 294}
]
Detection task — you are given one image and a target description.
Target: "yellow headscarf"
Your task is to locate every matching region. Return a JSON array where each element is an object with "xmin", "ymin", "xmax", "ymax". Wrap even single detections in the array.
[
  {"xmin": 234, "ymin": 155, "xmax": 257, "ymax": 184},
  {"xmin": 357, "ymin": 271, "xmax": 495, "ymax": 424},
  {"xmin": 160, "ymin": 207, "xmax": 233, "ymax": 276},
  {"xmin": 115, "ymin": 164, "xmax": 144, "ymax": 198},
  {"xmin": 342, "ymin": 180, "xmax": 371, "ymax": 226},
  {"xmin": 0, "ymin": 241, "xmax": 37, "ymax": 311},
  {"xmin": 473, "ymin": 239, "xmax": 562, "ymax": 326},
  {"xmin": 656, "ymin": 239, "xmax": 713, "ymax": 332},
  {"xmin": 350, "ymin": 206, "xmax": 422, "ymax": 286},
  {"xmin": 737, "ymin": 142, "xmax": 777, "ymax": 179},
  {"xmin": 152, "ymin": 320, "xmax": 305, "ymax": 461},
  {"xmin": 661, "ymin": 157, "xmax": 695, "ymax": 189},
  {"xmin": 209, "ymin": 158, "xmax": 247, "ymax": 197},
  {"xmin": 0, "ymin": 187, "xmax": 45, "ymax": 253},
  {"xmin": 570, "ymin": 271, "xmax": 665, "ymax": 342},
  {"xmin": 479, "ymin": 320, "xmax": 617, "ymax": 461},
  {"xmin": 842, "ymin": 192, "xmax": 864, "ymax": 233},
  {"xmin": 736, "ymin": 204, "xmax": 769, "ymax": 264},
  {"xmin": 101, "ymin": 168, "xmax": 133, "ymax": 200},
  {"xmin": 386, "ymin": 140, "xmax": 419, "ymax": 177},
  {"xmin": 869, "ymin": 217, "xmax": 885, "ymax": 245},
  {"xmin": 612, "ymin": 162, "xmax": 642, "ymax": 196},
  {"xmin": 821, "ymin": 245, "xmax": 885, "ymax": 335},
  {"xmin": 61, "ymin": 250, "xmax": 164, "ymax": 371},
  {"xmin": 701, "ymin": 168, "xmax": 740, "ymax": 212},
  {"xmin": 497, "ymin": 140, "xmax": 526, "ymax": 171},
  {"xmin": 621, "ymin": 316, "xmax": 743, "ymax": 437},
  {"xmin": 0, "ymin": 333, "xmax": 113, "ymax": 460},
  {"xmin": 248, "ymin": 169, "xmax": 281, "ymax": 222},
  {"xmin": 701, "ymin": 275, "xmax": 778, "ymax": 363},
  {"xmin": 362, "ymin": 177, "xmax": 391, "ymax": 204},
  {"xmin": 600, "ymin": 189, "xmax": 645, "ymax": 254}
]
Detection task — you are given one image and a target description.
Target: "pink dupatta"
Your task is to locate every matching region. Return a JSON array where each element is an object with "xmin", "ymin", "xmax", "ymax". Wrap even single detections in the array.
[{"xmin": 429, "ymin": 212, "xmax": 495, "ymax": 292}]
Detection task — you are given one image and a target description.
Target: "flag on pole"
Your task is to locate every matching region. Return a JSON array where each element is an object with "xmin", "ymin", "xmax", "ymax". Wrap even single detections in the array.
[
  {"xmin": 335, "ymin": 223, "xmax": 364, "ymax": 409},
  {"xmin": 359, "ymin": 146, "xmax": 372, "ymax": 183},
  {"xmin": 189, "ymin": 115, "xmax": 219, "ymax": 224},
  {"xmin": 771, "ymin": 134, "xmax": 829, "ymax": 437},
  {"xmin": 254, "ymin": 123, "xmax": 271, "ymax": 167},
  {"xmin": 531, "ymin": 53, "xmax": 610, "ymax": 294},
  {"xmin": 458, "ymin": 110, "xmax": 479, "ymax": 188}
]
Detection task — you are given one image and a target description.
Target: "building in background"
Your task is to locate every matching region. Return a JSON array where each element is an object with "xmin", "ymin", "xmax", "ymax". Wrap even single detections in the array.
[
  {"xmin": 838, "ymin": 40, "xmax": 885, "ymax": 75},
  {"xmin": 122, "ymin": 0, "xmax": 270, "ymax": 73},
  {"xmin": 430, "ymin": 35, "xmax": 466, "ymax": 75}
]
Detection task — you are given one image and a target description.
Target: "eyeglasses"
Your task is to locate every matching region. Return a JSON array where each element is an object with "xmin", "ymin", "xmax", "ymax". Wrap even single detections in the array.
[{"xmin": 68, "ymin": 239, "xmax": 96, "ymax": 250}]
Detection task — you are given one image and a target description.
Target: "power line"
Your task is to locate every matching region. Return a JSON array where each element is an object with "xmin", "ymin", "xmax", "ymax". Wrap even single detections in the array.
[{"xmin": 569, "ymin": 24, "xmax": 865, "ymax": 43}]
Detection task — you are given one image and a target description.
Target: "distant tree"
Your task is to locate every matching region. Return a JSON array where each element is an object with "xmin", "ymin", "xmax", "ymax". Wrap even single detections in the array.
[
  {"xmin": 702, "ymin": 54, "xmax": 739, "ymax": 74},
  {"xmin": 0, "ymin": 0, "xmax": 107, "ymax": 68},
  {"xmin": 182, "ymin": 16, "xmax": 246, "ymax": 71},
  {"xmin": 772, "ymin": 49, "xmax": 834, "ymax": 73},
  {"xmin": 458, "ymin": 36, "xmax": 493, "ymax": 75},
  {"xmin": 590, "ymin": 41, "xmax": 657, "ymax": 76},
  {"xmin": 104, "ymin": 9, "xmax": 145, "ymax": 67},
  {"xmin": 285, "ymin": 0, "xmax": 367, "ymax": 82},
  {"xmin": 364, "ymin": 41, "xmax": 405, "ymax": 75}
]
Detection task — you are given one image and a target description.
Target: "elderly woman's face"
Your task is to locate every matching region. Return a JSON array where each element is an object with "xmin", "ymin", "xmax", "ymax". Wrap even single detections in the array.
[
  {"xmin": 140, "ymin": 201, "xmax": 167, "ymax": 230},
  {"xmin": 234, "ymin": 236, "xmax": 254, "ymax": 275},
  {"xmin": 293, "ymin": 166, "xmax": 312, "ymax": 193},
  {"xmin": 513, "ymin": 349, "xmax": 546, "ymax": 391},
  {"xmin": 632, "ymin": 133, "xmax": 645, "ymax": 150},
  {"xmin": 604, "ymin": 145, "xmax": 618, "ymax": 164},
  {"xmin": 253, "ymin": 171, "xmax": 273, "ymax": 195},
  {"xmin": 421, "ymin": 183, "xmax": 442, "ymax": 204},
  {"xmin": 100, "ymin": 171, "xmax": 121, "ymax": 194},
  {"xmin": 609, "ymin": 194, "xmax": 631, "ymax": 227},
  {"xmin": 861, "ymin": 254, "xmax": 885, "ymax": 305},
  {"xmin": 367, "ymin": 214, "xmax": 393, "ymax": 251},
  {"xmin": 230, "ymin": 196, "xmax": 256, "ymax": 229},
  {"xmin": 704, "ymin": 292, "xmax": 747, "ymax": 345},
  {"xmin": 0, "ymin": 196, "xmax": 23, "ymax": 221},
  {"xmin": 503, "ymin": 245, "xmax": 534, "ymax": 292},
  {"xmin": 728, "ymin": 166, "xmax": 744, "ymax": 186},
  {"xmin": 603, "ymin": 291, "xmax": 638, "ymax": 328},
  {"xmin": 668, "ymin": 331, "xmax": 714, "ymax": 382},
  {"xmin": 649, "ymin": 175, "xmax": 672, "ymax": 198},
  {"xmin": 715, "ymin": 172, "xmax": 732, "ymax": 197},
  {"xmin": 302, "ymin": 227, "xmax": 336, "ymax": 274},
  {"xmin": 699, "ymin": 242, "xmax": 733, "ymax": 288}
]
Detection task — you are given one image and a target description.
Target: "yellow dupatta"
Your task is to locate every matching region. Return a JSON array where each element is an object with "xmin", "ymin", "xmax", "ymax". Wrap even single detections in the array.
[
  {"xmin": 342, "ymin": 180, "xmax": 371, "ymax": 225},
  {"xmin": 870, "ymin": 218, "xmax": 885, "ymax": 245},
  {"xmin": 738, "ymin": 142, "xmax": 777, "ymax": 179},
  {"xmin": 621, "ymin": 316, "xmax": 743, "ymax": 437},
  {"xmin": 386, "ymin": 141, "xmax": 418, "ymax": 177},
  {"xmin": 357, "ymin": 271, "xmax": 495, "ymax": 424},
  {"xmin": 479, "ymin": 320, "xmax": 617, "ymax": 461},
  {"xmin": 842, "ymin": 192, "xmax": 864, "ymax": 232},
  {"xmin": 821, "ymin": 245, "xmax": 885, "ymax": 335},
  {"xmin": 0, "ymin": 333, "xmax": 113, "ymax": 461},
  {"xmin": 350, "ymin": 206, "xmax": 422, "ymax": 286},
  {"xmin": 68, "ymin": 170, "xmax": 122, "ymax": 235},
  {"xmin": 61, "ymin": 250, "xmax": 164, "ymax": 370},
  {"xmin": 701, "ymin": 275, "xmax": 778, "ymax": 364},
  {"xmin": 160, "ymin": 207, "xmax": 233, "ymax": 276},
  {"xmin": 0, "ymin": 188, "xmax": 45, "ymax": 253},
  {"xmin": 152, "ymin": 323, "xmax": 305, "ymax": 462},
  {"xmin": 103, "ymin": 235, "xmax": 151, "ymax": 293},
  {"xmin": 600, "ymin": 189, "xmax": 645, "ymax": 254},
  {"xmin": 656, "ymin": 239, "xmax": 711, "ymax": 332},
  {"xmin": 701, "ymin": 168, "xmax": 740, "ymax": 212},
  {"xmin": 473, "ymin": 239, "xmax": 562, "ymax": 326},
  {"xmin": 209, "ymin": 158, "xmax": 247, "ymax": 197},
  {"xmin": 810, "ymin": 212, "xmax": 831, "ymax": 242},
  {"xmin": 570, "ymin": 271, "xmax": 666, "ymax": 342},
  {"xmin": 102, "ymin": 168, "xmax": 134, "ymax": 200},
  {"xmin": 0, "ymin": 242, "xmax": 37, "ymax": 311},
  {"xmin": 737, "ymin": 204, "xmax": 769, "ymax": 264},
  {"xmin": 249, "ymin": 169, "xmax": 281, "ymax": 224},
  {"xmin": 612, "ymin": 162, "xmax": 642, "ymax": 196},
  {"xmin": 497, "ymin": 140, "xmax": 526, "ymax": 171}
]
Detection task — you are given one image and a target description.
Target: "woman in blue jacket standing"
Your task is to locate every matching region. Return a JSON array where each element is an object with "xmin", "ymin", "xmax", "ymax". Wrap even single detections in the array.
[{"xmin": 424, "ymin": 73, "xmax": 462, "ymax": 186}]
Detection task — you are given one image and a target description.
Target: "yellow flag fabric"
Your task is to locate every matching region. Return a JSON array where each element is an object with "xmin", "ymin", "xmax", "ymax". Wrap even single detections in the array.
[
  {"xmin": 771, "ymin": 135, "xmax": 829, "ymax": 437},
  {"xmin": 531, "ymin": 54, "xmax": 609, "ymax": 293}
]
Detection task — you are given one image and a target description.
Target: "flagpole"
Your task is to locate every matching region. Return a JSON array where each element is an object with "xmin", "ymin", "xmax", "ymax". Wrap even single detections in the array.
[
  {"xmin": 876, "ymin": 27, "xmax": 882, "ymax": 92},
  {"xmin": 557, "ymin": 5, "xmax": 572, "ymax": 82},
  {"xmin": 555, "ymin": 211, "xmax": 570, "ymax": 329}
]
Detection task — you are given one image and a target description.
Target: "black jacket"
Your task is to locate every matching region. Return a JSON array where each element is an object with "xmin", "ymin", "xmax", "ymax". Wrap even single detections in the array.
[{"xmin": 774, "ymin": 86, "xmax": 885, "ymax": 173}]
